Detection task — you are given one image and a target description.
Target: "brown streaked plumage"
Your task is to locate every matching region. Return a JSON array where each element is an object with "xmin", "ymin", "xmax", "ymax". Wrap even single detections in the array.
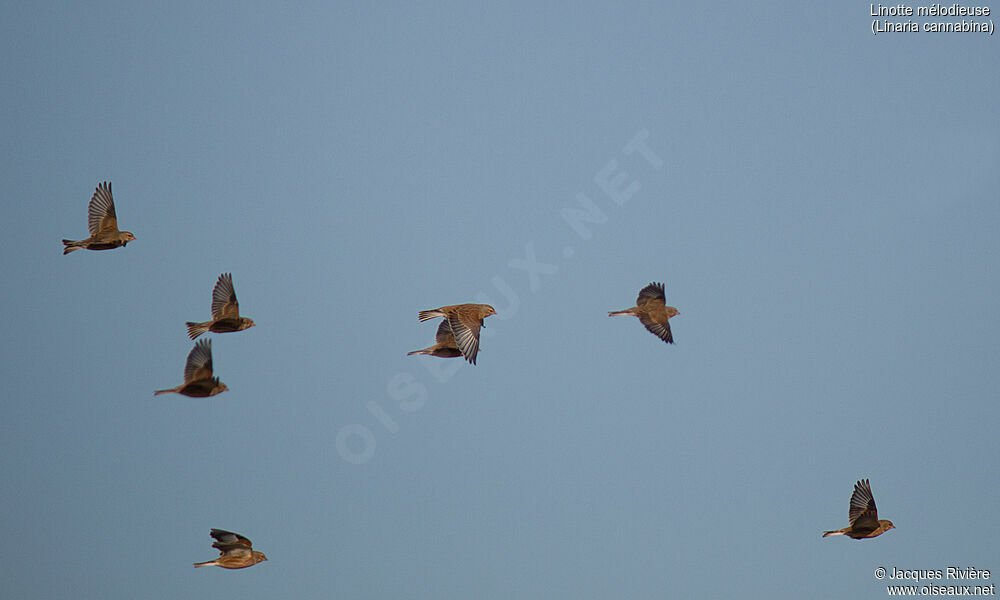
[
  {"xmin": 408, "ymin": 320, "xmax": 464, "ymax": 358},
  {"xmin": 608, "ymin": 282, "xmax": 679, "ymax": 344},
  {"xmin": 193, "ymin": 529, "xmax": 268, "ymax": 569},
  {"xmin": 62, "ymin": 182, "xmax": 136, "ymax": 254},
  {"xmin": 154, "ymin": 339, "xmax": 228, "ymax": 397},
  {"xmin": 822, "ymin": 478, "xmax": 896, "ymax": 540},
  {"xmin": 417, "ymin": 303, "xmax": 496, "ymax": 365},
  {"xmin": 186, "ymin": 273, "xmax": 256, "ymax": 339}
]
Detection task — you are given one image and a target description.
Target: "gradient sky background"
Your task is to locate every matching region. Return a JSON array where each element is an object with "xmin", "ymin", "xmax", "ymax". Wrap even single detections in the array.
[{"xmin": 2, "ymin": 3, "xmax": 998, "ymax": 598}]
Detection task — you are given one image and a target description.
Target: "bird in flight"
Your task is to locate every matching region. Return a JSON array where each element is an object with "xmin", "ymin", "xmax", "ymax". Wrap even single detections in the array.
[
  {"xmin": 154, "ymin": 339, "xmax": 229, "ymax": 397},
  {"xmin": 822, "ymin": 478, "xmax": 896, "ymax": 540},
  {"xmin": 193, "ymin": 529, "xmax": 268, "ymax": 569},
  {"xmin": 62, "ymin": 182, "xmax": 136, "ymax": 254},
  {"xmin": 417, "ymin": 303, "xmax": 496, "ymax": 364},
  {"xmin": 186, "ymin": 273, "xmax": 256, "ymax": 339},
  {"xmin": 608, "ymin": 282, "xmax": 679, "ymax": 343}
]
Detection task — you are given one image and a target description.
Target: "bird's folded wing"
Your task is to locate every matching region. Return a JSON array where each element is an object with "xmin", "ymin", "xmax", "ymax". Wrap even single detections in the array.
[{"xmin": 210, "ymin": 529, "xmax": 254, "ymax": 554}]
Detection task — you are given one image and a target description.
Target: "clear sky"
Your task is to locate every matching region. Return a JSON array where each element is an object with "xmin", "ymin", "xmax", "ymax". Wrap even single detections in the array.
[{"xmin": 2, "ymin": 2, "xmax": 998, "ymax": 598}]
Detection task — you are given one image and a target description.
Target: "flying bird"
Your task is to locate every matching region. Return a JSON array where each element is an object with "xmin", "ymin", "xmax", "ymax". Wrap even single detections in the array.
[
  {"xmin": 417, "ymin": 303, "xmax": 496, "ymax": 364},
  {"xmin": 186, "ymin": 273, "xmax": 256, "ymax": 339},
  {"xmin": 608, "ymin": 282, "xmax": 679, "ymax": 344},
  {"xmin": 154, "ymin": 339, "xmax": 228, "ymax": 397},
  {"xmin": 822, "ymin": 478, "xmax": 896, "ymax": 540},
  {"xmin": 193, "ymin": 529, "xmax": 268, "ymax": 569},
  {"xmin": 408, "ymin": 320, "xmax": 464, "ymax": 358},
  {"xmin": 62, "ymin": 181, "xmax": 136, "ymax": 254}
]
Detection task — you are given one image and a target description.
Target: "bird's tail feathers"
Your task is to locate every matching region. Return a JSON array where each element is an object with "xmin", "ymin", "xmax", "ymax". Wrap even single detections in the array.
[
  {"xmin": 418, "ymin": 310, "xmax": 443, "ymax": 322},
  {"xmin": 193, "ymin": 560, "xmax": 215, "ymax": 568},
  {"xmin": 153, "ymin": 388, "xmax": 175, "ymax": 396},
  {"xmin": 186, "ymin": 321, "xmax": 211, "ymax": 339},
  {"xmin": 407, "ymin": 349, "xmax": 430, "ymax": 356},
  {"xmin": 62, "ymin": 239, "xmax": 82, "ymax": 254},
  {"xmin": 822, "ymin": 530, "xmax": 844, "ymax": 538},
  {"xmin": 608, "ymin": 310, "xmax": 633, "ymax": 317}
]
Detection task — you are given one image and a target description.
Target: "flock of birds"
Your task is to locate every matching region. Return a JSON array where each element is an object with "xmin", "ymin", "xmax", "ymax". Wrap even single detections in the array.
[{"xmin": 61, "ymin": 182, "xmax": 893, "ymax": 569}]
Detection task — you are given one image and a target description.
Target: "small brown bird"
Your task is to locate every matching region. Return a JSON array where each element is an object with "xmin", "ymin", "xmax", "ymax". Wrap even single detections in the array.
[
  {"xmin": 193, "ymin": 529, "xmax": 268, "ymax": 569},
  {"xmin": 408, "ymin": 320, "xmax": 464, "ymax": 358},
  {"xmin": 608, "ymin": 282, "xmax": 679, "ymax": 344},
  {"xmin": 823, "ymin": 478, "xmax": 896, "ymax": 540},
  {"xmin": 417, "ymin": 303, "xmax": 496, "ymax": 364},
  {"xmin": 154, "ymin": 339, "xmax": 229, "ymax": 397},
  {"xmin": 186, "ymin": 273, "xmax": 256, "ymax": 339},
  {"xmin": 62, "ymin": 182, "xmax": 136, "ymax": 254}
]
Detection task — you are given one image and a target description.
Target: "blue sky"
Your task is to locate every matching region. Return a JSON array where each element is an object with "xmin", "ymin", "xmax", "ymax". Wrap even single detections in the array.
[{"xmin": 2, "ymin": 2, "xmax": 998, "ymax": 598}]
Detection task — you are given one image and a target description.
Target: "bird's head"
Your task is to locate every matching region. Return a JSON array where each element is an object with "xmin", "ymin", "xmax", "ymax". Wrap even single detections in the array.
[
  {"xmin": 254, "ymin": 552, "xmax": 268, "ymax": 564},
  {"xmin": 482, "ymin": 305, "xmax": 497, "ymax": 318},
  {"xmin": 122, "ymin": 231, "xmax": 136, "ymax": 244},
  {"xmin": 882, "ymin": 520, "xmax": 896, "ymax": 531},
  {"xmin": 213, "ymin": 382, "xmax": 229, "ymax": 395},
  {"xmin": 666, "ymin": 306, "xmax": 680, "ymax": 318},
  {"xmin": 243, "ymin": 318, "xmax": 256, "ymax": 330}
]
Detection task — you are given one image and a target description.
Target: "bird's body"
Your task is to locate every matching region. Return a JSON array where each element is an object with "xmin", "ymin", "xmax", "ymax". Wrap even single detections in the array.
[
  {"xmin": 609, "ymin": 282, "xmax": 679, "ymax": 343},
  {"xmin": 823, "ymin": 520, "xmax": 897, "ymax": 540},
  {"xmin": 194, "ymin": 529, "xmax": 267, "ymax": 569},
  {"xmin": 186, "ymin": 273, "xmax": 255, "ymax": 339},
  {"xmin": 63, "ymin": 237, "xmax": 131, "ymax": 252},
  {"xmin": 154, "ymin": 339, "xmax": 228, "ymax": 397},
  {"xmin": 154, "ymin": 377, "xmax": 227, "ymax": 398},
  {"xmin": 417, "ymin": 303, "xmax": 496, "ymax": 365},
  {"xmin": 408, "ymin": 320, "xmax": 464, "ymax": 358},
  {"xmin": 823, "ymin": 479, "xmax": 895, "ymax": 540},
  {"xmin": 62, "ymin": 182, "xmax": 135, "ymax": 254},
  {"xmin": 190, "ymin": 317, "xmax": 251, "ymax": 336}
]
